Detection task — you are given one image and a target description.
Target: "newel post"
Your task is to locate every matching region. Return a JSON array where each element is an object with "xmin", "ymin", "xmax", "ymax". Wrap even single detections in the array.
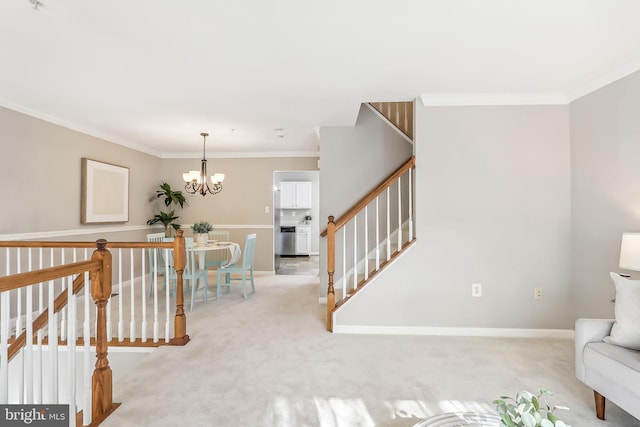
[
  {"xmin": 90, "ymin": 239, "xmax": 115, "ymax": 420},
  {"xmin": 170, "ymin": 230, "xmax": 189, "ymax": 345},
  {"xmin": 326, "ymin": 216, "xmax": 336, "ymax": 331}
]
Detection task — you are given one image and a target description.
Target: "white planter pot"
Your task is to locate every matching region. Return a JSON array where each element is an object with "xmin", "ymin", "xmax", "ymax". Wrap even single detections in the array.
[{"xmin": 196, "ymin": 233, "xmax": 208, "ymax": 247}]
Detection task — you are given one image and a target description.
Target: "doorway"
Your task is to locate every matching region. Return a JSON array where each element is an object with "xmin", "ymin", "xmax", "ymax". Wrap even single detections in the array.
[{"xmin": 273, "ymin": 170, "xmax": 320, "ymax": 275}]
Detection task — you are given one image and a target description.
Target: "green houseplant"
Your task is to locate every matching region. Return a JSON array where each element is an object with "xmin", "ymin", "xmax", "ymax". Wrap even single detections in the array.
[
  {"xmin": 147, "ymin": 182, "xmax": 187, "ymax": 237},
  {"xmin": 191, "ymin": 221, "xmax": 213, "ymax": 234},
  {"xmin": 493, "ymin": 389, "xmax": 570, "ymax": 427}
]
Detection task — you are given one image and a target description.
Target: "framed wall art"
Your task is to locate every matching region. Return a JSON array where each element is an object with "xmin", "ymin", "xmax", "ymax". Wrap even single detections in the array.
[{"xmin": 81, "ymin": 158, "xmax": 129, "ymax": 224}]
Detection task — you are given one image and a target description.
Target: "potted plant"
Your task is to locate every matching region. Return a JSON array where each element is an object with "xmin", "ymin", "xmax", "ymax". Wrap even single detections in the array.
[
  {"xmin": 304, "ymin": 214, "xmax": 312, "ymax": 224},
  {"xmin": 493, "ymin": 388, "xmax": 570, "ymax": 427},
  {"xmin": 147, "ymin": 182, "xmax": 187, "ymax": 237},
  {"xmin": 191, "ymin": 221, "xmax": 213, "ymax": 247}
]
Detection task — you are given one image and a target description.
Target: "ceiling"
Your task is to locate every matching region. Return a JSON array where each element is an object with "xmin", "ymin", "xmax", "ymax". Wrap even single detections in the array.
[{"xmin": 2, "ymin": 1, "xmax": 640, "ymax": 158}]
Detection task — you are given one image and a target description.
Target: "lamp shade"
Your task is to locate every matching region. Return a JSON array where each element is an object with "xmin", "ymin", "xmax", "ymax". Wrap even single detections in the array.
[{"xmin": 619, "ymin": 233, "xmax": 640, "ymax": 271}]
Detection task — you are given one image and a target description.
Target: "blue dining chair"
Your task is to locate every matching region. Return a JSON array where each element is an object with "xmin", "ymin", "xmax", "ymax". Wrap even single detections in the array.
[
  {"xmin": 146, "ymin": 232, "xmax": 171, "ymax": 297},
  {"xmin": 183, "ymin": 237, "xmax": 209, "ymax": 311},
  {"xmin": 205, "ymin": 230, "xmax": 230, "ymax": 269},
  {"xmin": 216, "ymin": 234, "xmax": 256, "ymax": 300},
  {"xmin": 159, "ymin": 237, "xmax": 209, "ymax": 310}
]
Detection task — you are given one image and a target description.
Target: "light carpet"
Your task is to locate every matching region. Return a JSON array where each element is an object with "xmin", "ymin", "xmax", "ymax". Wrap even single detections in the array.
[{"xmin": 101, "ymin": 273, "xmax": 640, "ymax": 427}]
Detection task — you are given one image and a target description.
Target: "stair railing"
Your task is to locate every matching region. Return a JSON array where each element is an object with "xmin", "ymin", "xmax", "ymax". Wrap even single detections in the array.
[
  {"xmin": 0, "ymin": 231, "xmax": 188, "ymax": 425},
  {"xmin": 322, "ymin": 156, "xmax": 415, "ymax": 331}
]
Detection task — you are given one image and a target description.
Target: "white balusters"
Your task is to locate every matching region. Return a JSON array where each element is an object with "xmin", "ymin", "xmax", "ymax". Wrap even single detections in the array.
[
  {"xmin": 141, "ymin": 250, "xmax": 148, "ymax": 343},
  {"xmin": 0, "ymin": 289, "xmax": 9, "ymax": 403},
  {"xmin": 353, "ymin": 215, "xmax": 358, "ymax": 291},
  {"xmin": 25, "ymin": 249, "xmax": 34, "ymax": 404},
  {"xmin": 397, "ymin": 177, "xmax": 402, "ymax": 251},
  {"xmin": 60, "ymin": 250, "xmax": 66, "ymax": 343},
  {"xmin": 117, "ymin": 248, "xmax": 124, "ymax": 342},
  {"xmin": 130, "ymin": 249, "xmax": 136, "ymax": 342},
  {"xmin": 66, "ymin": 276, "xmax": 77, "ymax": 419},
  {"xmin": 375, "ymin": 197, "xmax": 380, "ymax": 270},
  {"xmin": 386, "ymin": 187, "xmax": 391, "ymax": 261},
  {"xmin": 342, "ymin": 228, "xmax": 346, "ymax": 300},
  {"xmin": 409, "ymin": 167, "xmax": 414, "ymax": 241},
  {"xmin": 82, "ymin": 272, "xmax": 92, "ymax": 425},
  {"xmin": 48, "ymin": 278, "xmax": 58, "ymax": 403},
  {"xmin": 152, "ymin": 250, "xmax": 159, "ymax": 343},
  {"xmin": 165, "ymin": 248, "xmax": 171, "ymax": 343},
  {"xmin": 364, "ymin": 206, "xmax": 369, "ymax": 281}
]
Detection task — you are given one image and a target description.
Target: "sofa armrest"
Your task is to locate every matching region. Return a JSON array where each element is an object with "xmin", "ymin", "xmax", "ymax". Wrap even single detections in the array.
[{"xmin": 575, "ymin": 318, "xmax": 615, "ymax": 382}]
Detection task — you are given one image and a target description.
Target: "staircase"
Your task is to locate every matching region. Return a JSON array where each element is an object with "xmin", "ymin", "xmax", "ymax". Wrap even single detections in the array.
[{"xmin": 322, "ymin": 101, "xmax": 416, "ymax": 331}]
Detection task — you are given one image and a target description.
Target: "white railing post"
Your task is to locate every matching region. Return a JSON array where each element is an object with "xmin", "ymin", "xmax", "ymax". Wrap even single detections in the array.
[
  {"xmin": 67, "ymin": 276, "xmax": 77, "ymax": 423},
  {"xmin": 386, "ymin": 188, "xmax": 391, "ymax": 261},
  {"xmin": 25, "ymin": 249, "xmax": 34, "ymax": 404},
  {"xmin": 409, "ymin": 167, "xmax": 413, "ymax": 242},
  {"xmin": 397, "ymin": 178, "xmax": 402, "ymax": 251},
  {"xmin": 353, "ymin": 216, "xmax": 358, "ymax": 290},
  {"xmin": 83, "ymin": 271, "xmax": 92, "ymax": 425},
  {"xmin": 375, "ymin": 197, "xmax": 380, "ymax": 270},
  {"xmin": 0, "ymin": 291, "xmax": 9, "ymax": 403},
  {"xmin": 364, "ymin": 206, "xmax": 369, "ymax": 281},
  {"xmin": 141, "ymin": 250, "xmax": 148, "ymax": 343},
  {"xmin": 342, "ymin": 228, "xmax": 346, "ymax": 300},
  {"xmin": 117, "ymin": 248, "xmax": 124, "ymax": 342},
  {"xmin": 129, "ymin": 249, "xmax": 135, "ymax": 342}
]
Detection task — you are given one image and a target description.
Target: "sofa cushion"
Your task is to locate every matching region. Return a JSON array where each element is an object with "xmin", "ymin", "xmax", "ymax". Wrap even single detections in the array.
[{"xmin": 604, "ymin": 272, "xmax": 640, "ymax": 350}]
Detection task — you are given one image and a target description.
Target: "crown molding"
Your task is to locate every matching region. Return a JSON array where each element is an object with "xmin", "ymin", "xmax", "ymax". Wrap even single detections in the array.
[
  {"xmin": 0, "ymin": 99, "xmax": 162, "ymax": 157},
  {"xmin": 419, "ymin": 92, "xmax": 568, "ymax": 106},
  {"xmin": 566, "ymin": 55, "xmax": 640, "ymax": 102},
  {"xmin": 161, "ymin": 150, "xmax": 320, "ymax": 159}
]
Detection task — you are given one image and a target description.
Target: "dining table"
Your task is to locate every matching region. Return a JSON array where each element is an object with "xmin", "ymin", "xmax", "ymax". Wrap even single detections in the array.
[{"xmin": 192, "ymin": 240, "xmax": 241, "ymax": 269}]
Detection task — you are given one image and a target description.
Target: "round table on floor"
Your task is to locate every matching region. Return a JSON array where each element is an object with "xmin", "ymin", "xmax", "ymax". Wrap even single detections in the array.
[{"xmin": 412, "ymin": 412, "xmax": 501, "ymax": 427}]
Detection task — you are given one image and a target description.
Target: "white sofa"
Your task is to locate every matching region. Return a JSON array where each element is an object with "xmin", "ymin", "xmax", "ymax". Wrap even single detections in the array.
[{"xmin": 575, "ymin": 318, "xmax": 640, "ymax": 421}]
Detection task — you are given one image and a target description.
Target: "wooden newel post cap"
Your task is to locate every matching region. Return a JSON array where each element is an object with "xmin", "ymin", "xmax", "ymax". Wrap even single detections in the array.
[
  {"xmin": 176, "ymin": 229, "xmax": 184, "ymax": 238},
  {"xmin": 95, "ymin": 239, "xmax": 107, "ymax": 250},
  {"xmin": 328, "ymin": 215, "xmax": 335, "ymax": 223}
]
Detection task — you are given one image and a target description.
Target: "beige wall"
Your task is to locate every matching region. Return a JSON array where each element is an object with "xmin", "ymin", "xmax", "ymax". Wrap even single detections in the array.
[
  {"xmin": 158, "ymin": 157, "xmax": 318, "ymax": 271},
  {"xmin": 0, "ymin": 105, "xmax": 318, "ymax": 272},
  {"xmin": 0, "ymin": 106, "xmax": 160, "ymax": 237}
]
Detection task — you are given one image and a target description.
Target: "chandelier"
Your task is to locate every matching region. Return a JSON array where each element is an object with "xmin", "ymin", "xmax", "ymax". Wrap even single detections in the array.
[{"xmin": 182, "ymin": 132, "xmax": 225, "ymax": 196}]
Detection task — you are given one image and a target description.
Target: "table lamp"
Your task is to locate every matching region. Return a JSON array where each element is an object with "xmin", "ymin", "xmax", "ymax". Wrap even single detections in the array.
[{"xmin": 619, "ymin": 232, "xmax": 640, "ymax": 273}]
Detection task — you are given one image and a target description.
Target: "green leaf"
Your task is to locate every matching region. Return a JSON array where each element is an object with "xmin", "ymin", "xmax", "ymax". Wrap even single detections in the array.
[
  {"xmin": 521, "ymin": 412, "xmax": 536, "ymax": 427},
  {"xmin": 532, "ymin": 396, "xmax": 540, "ymax": 411}
]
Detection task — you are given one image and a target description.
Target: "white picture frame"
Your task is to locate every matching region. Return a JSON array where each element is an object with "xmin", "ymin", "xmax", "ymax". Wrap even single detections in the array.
[{"xmin": 81, "ymin": 158, "xmax": 129, "ymax": 224}]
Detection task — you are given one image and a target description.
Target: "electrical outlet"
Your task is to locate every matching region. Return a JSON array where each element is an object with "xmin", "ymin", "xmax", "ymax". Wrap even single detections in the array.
[
  {"xmin": 534, "ymin": 288, "xmax": 543, "ymax": 300},
  {"xmin": 264, "ymin": 206, "xmax": 270, "ymax": 214},
  {"xmin": 472, "ymin": 283, "xmax": 482, "ymax": 297}
]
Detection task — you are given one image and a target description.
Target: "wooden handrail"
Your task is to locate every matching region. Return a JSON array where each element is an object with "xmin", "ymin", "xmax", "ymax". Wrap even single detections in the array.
[
  {"xmin": 321, "ymin": 156, "xmax": 415, "ymax": 237},
  {"xmin": 0, "ymin": 259, "xmax": 100, "ymax": 293},
  {"xmin": 8, "ymin": 274, "xmax": 86, "ymax": 361},
  {"xmin": 0, "ymin": 241, "xmax": 174, "ymax": 249}
]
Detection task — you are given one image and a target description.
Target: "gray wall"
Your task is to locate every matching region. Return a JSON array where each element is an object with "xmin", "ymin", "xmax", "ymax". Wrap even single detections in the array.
[
  {"xmin": 570, "ymin": 70, "xmax": 640, "ymax": 319},
  {"xmin": 335, "ymin": 104, "xmax": 574, "ymax": 329},
  {"xmin": 319, "ymin": 104, "xmax": 414, "ymax": 297}
]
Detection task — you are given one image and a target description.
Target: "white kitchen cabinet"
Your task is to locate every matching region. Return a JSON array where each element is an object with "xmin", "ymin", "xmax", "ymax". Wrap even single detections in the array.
[
  {"xmin": 280, "ymin": 181, "xmax": 312, "ymax": 209},
  {"xmin": 295, "ymin": 226, "xmax": 311, "ymax": 255}
]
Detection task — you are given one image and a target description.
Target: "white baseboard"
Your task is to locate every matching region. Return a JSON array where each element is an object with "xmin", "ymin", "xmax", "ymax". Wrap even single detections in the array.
[{"xmin": 332, "ymin": 325, "xmax": 574, "ymax": 339}]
